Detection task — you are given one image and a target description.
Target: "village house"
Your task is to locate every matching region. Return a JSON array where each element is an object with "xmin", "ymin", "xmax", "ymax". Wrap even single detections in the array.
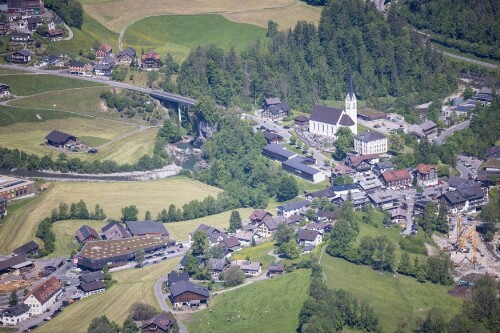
[
  {"xmin": 221, "ymin": 237, "xmax": 241, "ymax": 255},
  {"xmin": 142, "ymin": 313, "xmax": 175, "ymax": 333},
  {"xmin": 6, "ymin": 0, "xmax": 43, "ymax": 16},
  {"xmin": 169, "ymin": 280, "xmax": 209, "ymax": 308},
  {"xmin": 141, "ymin": 51, "xmax": 161, "ymax": 70},
  {"xmin": 390, "ymin": 208, "xmax": 407, "ymax": 224},
  {"xmin": 355, "ymin": 172, "xmax": 383, "ymax": 192},
  {"xmin": 354, "ymin": 131, "xmax": 388, "ymax": 155},
  {"xmin": 24, "ymin": 276, "xmax": 62, "ymax": 316},
  {"xmin": 256, "ymin": 219, "xmax": 278, "ymax": 238},
  {"xmin": 68, "ymin": 60, "xmax": 86, "ymax": 75},
  {"xmin": 9, "ymin": 32, "xmax": 32, "ymax": 44},
  {"xmin": 379, "ymin": 169, "xmax": 412, "ymax": 189},
  {"xmin": 261, "ymin": 97, "xmax": 290, "ymax": 120},
  {"xmin": 117, "ymin": 47, "xmax": 136, "ymax": 66},
  {"xmin": 346, "ymin": 154, "xmax": 380, "ymax": 172},
  {"xmin": 294, "ymin": 115, "xmax": 309, "ymax": 127},
  {"xmin": 80, "ymin": 271, "xmax": 104, "ymax": 284},
  {"xmin": 306, "ymin": 187, "xmax": 335, "ymax": 201},
  {"xmin": 8, "ymin": 49, "xmax": 32, "ymax": 63},
  {"xmin": 79, "ymin": 280, "xmax": 106, "ymax": 298},
  {"xmin": 330, "ymin": 163, "xmax": 355, "ymax": 184},
  {"xmin": 1, "ymin": 304, "xmax": 30, "ymax": 326},
  {"xmin": 12, "ymin": 240, "xmax": 39, "ymax": 257},
  {"xmin": 0, "ymin": 175, "xmax": 35, "ymax": 200},
  {"xmin": 296, "ymin": 229, "xmax": 322, "ymax": 247},
  {"xmin": 0, "ymin": 198, "xmax": 6, "ymax": 218},
  {"xmin": 234, "ymin": 260, "xmax": 262, "ymax": 276},
  {"xmin": 373, "ymin": 160, "xmax": 394, "ymax": 176},
  {"xmin": 263, "ymin": 130, "xmax": 284, "ymax": 144},
  {"xmin": 95, "ymin": 44, "xmax": 112, "ymax": 59},
  {"xmin": 249, "ymin": 209, "xmax": 272, "ymax": 224},
  {"xmin": 332, "ymin": 191, "xmax": 369, "ymax": 209},
  {"xmin": 440, "ymin": 186, "xmax": 488, "ymax": 214},
  {"xmin": 0, "ymin": 83, "xmax": 9, "ymax": 99},
  {"xmin": 101, "ymin": 221, "xmax": 129, "ymax": 240},
  {"xmin": 282, "ymin": 156, "xmax": 326, "ymax": 183},
  {"xmin": 190, "ymin": 224, "xmax": 227, "ymax": 246},
  {"xmin": 45, "ymin": 130, "xmax": 76, "ymax": 148},
  {"xmin": 167, "ymin": 271, "xmax": 189, "ymax": 287},
  {"xmin": 477, "ymin": 158, "xmax": 500, "ymax": 186},
  {"xmin": 234, "ymin": 230, "xmax": 258, "ymax": 246},
  {"xmin": 277, "ymin": 200, "xmax": 310, "ymax": 218},
  {"xmin": 267, "ymin": 262, "xmax": 285, "ymax": 277},
  {"xmin": 76, "ymin": 225, "xmax": 100, "ymax": 243},
  {"xmin": 26, "ymin": 16, "xmax": 42, "ymax": 30},
  {"xmin": 206, "ymin": 258, "xmax": 228, "ymax": 277},
  {"xmin": 125, "ymin": 221, "xmax": 169, "ymax": 237},
  {"xmin": 94, "ymin": 63, "xmax": 113, "ymax": 76},
  {"xmin": 413, "ymin": 164, "xmax": 438, "ymax": 187},
  {"xmin": 367, "ymin": 192, "xmax": 401, "ymax": 210},
  {"xmin": 306, "ymin": 222, "xmax": 332, "ymax": 233}
]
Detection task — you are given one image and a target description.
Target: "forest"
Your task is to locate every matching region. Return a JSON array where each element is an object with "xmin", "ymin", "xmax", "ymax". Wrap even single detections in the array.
[
  {"xmin": 398, "ymin": 0, "xmax": 500, "ymax": 60},
  {"xmin": 44, "ymin": 0, "xmax": 83, "ymax": 28},
  {"xmin": 169, "ymin": 0, "xmax": 457, "ymax": 112}
]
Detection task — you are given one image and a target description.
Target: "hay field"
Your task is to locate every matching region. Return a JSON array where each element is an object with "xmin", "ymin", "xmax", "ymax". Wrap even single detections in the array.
[
  {"xmin": 83, "ymin": 0, "xmax": 321, "ymax": 32},
  {"xmin": 51, "ymin": 220, "xmax": 107, "ymax": 257},
  {"xmin": 36, "ymin": 257, "xmax": 181, "ymax": 333},
  {"xmin": 0, "ymin": 74, "xmax": 102, "ymax": 96},
  {"xmin": 0, "ymin": 178, "xmax": 222, "ymax": 253}
]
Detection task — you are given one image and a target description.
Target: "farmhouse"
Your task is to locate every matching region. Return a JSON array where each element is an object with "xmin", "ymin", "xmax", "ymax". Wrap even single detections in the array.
[
  {"xmin": 354, "ymin": 131, "xmax": 387, "ymax": 155},
  {"xmin": 1, "ymin": 303, "xmax": 30, "ymax": 326},
  {"xmin": 117, "ymin": 47, "xmax": 136, "ymax": 65},
  {"xmin": 101, "ymin": 222, "xmax": 129, "ymax": 240},
  {"xmin": 77, "ymin": 236, "xmax": 171, "ymax": 270},
  {"xmin": 267, "ymin": 263, "xmax": 285, "ymax": 277},
  {"xmin": 142, "ymin": 313, "xmax": 175, "ymax": 333},
  {"xmin": 221, "ymin": 237, "xmax": 241, "ymax": 254},
  {"xmin": 207, "ymin": 258, "xmax": 228, "ymax": 277},
  {"xmin": 282, "ymin": 156, "xmax": 326, "ymax": 183},
  {"xmin": 45, "ymin": 130, "xmax": 76, "ymax": 147},
  {"xmin": 95, "ymin": 44, "xmax": 113, "ymax": 59},
  {"xmin": 296, "ymin": 229, "xmax": 322, "ymax": 246},
  {"xmin": 79, "ymin": 280, "xmax": 106, "ymax": 298},
  {"xmin": 141, "ymin": 51, "xmax": 161, "ymax": 70},
  {"xmin": 414, "ymin": 164, "xmax": 438, "ymax": 187},
  {"xmin": 76, "ymin": 225, "xmax": 100, "ymax": 243},
  {"xmin": 379, "ymin": 170, "xmax": 412, "ymax": 189},
  {"xmin": 24, "ymin": 276, "xmax": 62, "ymax": 316},
  {"xmin": 0, "ymin": 175, "xmax": 35, "ymax": 200},
  {"xmin": 125, "ymin": 221, "xmax": 169, "ymax": 237},
  {"xmin": 80, "ymin": 271, "xmax": 104, "ymax": 283},
  {"xmin": 262, "ymin": 97, "xmax": 290, "ymax": 120},
  {"xmin": 262, "ymin": 143, "xmax": 297, "ymax": 162},
  {"xmin": 170, "ymin": 280, "xmax": 209, "ymax": 308},
  {"xmin": 234, "ymin": 260, "xmax": 262, "ymax": 276},
  {"xmin": 277, "ymin": 200, "xmax": 310, "ymax": 218},
  {"xmin": 309, "ymin": 78, "xmax": 357, "ymax": 136},
  {"xmin": 8, "ymin": 49, "xmax": 32, "ymax": 63},
  {"xmin": 249, "ymin": 209, "xmax": 272, "ymax": 224},
  {"xmin": 12, "ymin": 240, "xmax": 39, "ymax": 257},
  {"xmin": 167, "ymin": 271, "xmax": 189, "ymax": 286}
]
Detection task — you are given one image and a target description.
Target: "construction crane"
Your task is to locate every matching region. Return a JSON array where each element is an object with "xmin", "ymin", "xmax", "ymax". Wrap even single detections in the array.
[
  {"xmin": 456, "ymin": 216, "xmax": 466, "ymax": 250},
  {"xmin": 472, "ymin": 222, "xmax": 478, "ymax": 267}
]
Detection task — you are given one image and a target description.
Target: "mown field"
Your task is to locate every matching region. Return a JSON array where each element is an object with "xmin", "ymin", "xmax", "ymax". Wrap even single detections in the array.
[
  {"xmin": 123, "ymin": 14, "xmax": 265, "ymax": 61},
  {"xmin": 231, "ymin": 241, "xmax": 275, "ymax": 270},
  {"xmin": 82, "ymin": 0, "xmax": 320, "ymax": 32},
  {"xmin": 51, "ymin": 220, "xmax": 107, "ymax": 257},
  {"xmin": 35, "ymin": 257, "xmax": 181, "ymax": 333},
  {"xmin": 0, "ymin": 178, "xmax": 222, "ymax": 254},
  {"xmin": 0, "ymin": 74, "xmax": 102, "ymax": 96},
  {"xmin": 321, "ymin": 255, "xmax": 463, "ymax": 332},
  {"xmin": 183, "ymin": 269, "xmax": 310, "ymax": 333}
]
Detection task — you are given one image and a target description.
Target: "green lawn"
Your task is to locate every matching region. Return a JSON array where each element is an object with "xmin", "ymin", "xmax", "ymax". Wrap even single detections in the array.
[
  {"xmin": 184, "ymin": 269, "xmax": 310, "ymax": 333},
  {"xmin": 0, "ymin": 106, "xmax": 84, "ymax": 127},
  {"xmin": 51, "ymin": 220, "xmax": 107, "ymax": 257},
  {"xmin": 123, "ymin": 14, "xmax": 266, "ymax": 62},
  {"xmin": 0, "ymin": 74, "xmax": 102, "ymax": 96},
  {"xmin": 321, "ymin": 255, "xmax": 462, "ymax": 332},
  {"xmin": 231, "ymin": 241, "xmax": 276, "ymax": 269}
]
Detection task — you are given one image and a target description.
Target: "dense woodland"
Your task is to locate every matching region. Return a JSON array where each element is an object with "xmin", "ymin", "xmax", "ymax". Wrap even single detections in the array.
[
  {"xmin": 399, "ymin": 0, "xmax": 500, "ymax": 59},
  {"xmin": 44, "ymin": 0, "xmax": 83, "ymax": 28},
  {"xmin": 171, "ymin": 0, "xmax": 457, "ymax": 111}
]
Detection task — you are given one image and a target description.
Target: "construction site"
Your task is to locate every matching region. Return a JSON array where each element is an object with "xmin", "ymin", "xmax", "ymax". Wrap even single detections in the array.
[{"xmin": 434, "ymin": 216, "xmax": 500, "ymax": 298}]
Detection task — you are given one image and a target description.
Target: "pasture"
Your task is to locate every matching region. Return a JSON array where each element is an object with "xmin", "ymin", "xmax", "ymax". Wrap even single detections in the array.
[
  {"xmin": 0, "ymin": 105, "xmax": 80, "ymax": 127},
  {"xmin": 51, "ymin": 220, "xmax": 107, "ymax": 257},
  {"xmin": 0, "ymin": 74, "xmax": 102, "ymax": 96},
  {"xmin": 183, "ymin": 269, "xmax": 310, "ymax": 333},
  {"xmin": 35, "ymin": 257, "xmax": 181, "ymax": 333},
  {"xmin": 0, "ymin": 177, "xmax": 222, "ymax": 254},
  {"xmin": 82, "ymin": 0, "xmax": 321, "ymax": 32},
  {"xmin": 123, "ymin": 14, "xmax": 265, "ymax": 61},
  {"xmin": 320, "ymin": 255, "xmax": 463, "ymax": 332}
]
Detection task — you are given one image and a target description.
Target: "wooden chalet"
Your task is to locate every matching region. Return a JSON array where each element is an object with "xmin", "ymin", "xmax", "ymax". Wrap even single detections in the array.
[
  {"xmin": 8, "ymin": 49, "xmax": 32, "ymax": 64},
  {"xmin": 169, "ymin": 280, "xmax": 209, "ymax": 308},
  {"xmin": 142, "ymin": 313, "xmax": 175, "ymax": 333},
  {"xmin": 141, "ymin": 51, "xmax": 161, "ymax": 70}
]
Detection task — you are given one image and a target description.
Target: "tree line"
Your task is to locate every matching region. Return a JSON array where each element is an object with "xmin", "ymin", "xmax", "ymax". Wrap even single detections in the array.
[
  {"xmin": 167, "ymin": 0, "xmax": 456, "ymax": 112},
  {"xmin": 44, "ymin": 0, "xmax": 83, "ymax": 29},
  {"xmin": 36, "ymin": 200, "xmax": 106, "ymax": 255}
]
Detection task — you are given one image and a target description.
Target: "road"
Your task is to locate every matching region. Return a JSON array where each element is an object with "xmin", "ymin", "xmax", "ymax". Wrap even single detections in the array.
[
  {"xmin": 0, "ymin": 64, "xmax": 197, "ymax": 106},
  {"xmin": 436, "ymin": 120, "xmax": 470, "ymax": 145}
]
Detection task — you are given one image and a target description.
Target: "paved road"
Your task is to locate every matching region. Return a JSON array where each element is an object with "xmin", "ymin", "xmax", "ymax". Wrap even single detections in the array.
[
  {"xmin": 436, "ymin": 120, "xmax": 470, "ymax": 145},
  {"xmin": 0, "ymin": 64, "xmax": 196, "ymax": 106}
]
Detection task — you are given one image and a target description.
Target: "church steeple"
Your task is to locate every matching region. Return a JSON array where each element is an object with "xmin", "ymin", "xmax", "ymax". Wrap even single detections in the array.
[
  {"xmin": 348, "ymin": 75, "xmax": 355, "ymax": 99},
  {"xmin": 345, "ymin": 75, "xmax": 357, "ymax": 134}
]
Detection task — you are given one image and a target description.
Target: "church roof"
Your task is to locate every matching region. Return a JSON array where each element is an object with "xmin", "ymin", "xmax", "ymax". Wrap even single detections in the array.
[
  {"xmin": 310, "ymin": 105, "xmax": 343, "ymax": 125},
  {"xmin": 339, "ymin": 114, "xmax": 355, "ymax": 126}
]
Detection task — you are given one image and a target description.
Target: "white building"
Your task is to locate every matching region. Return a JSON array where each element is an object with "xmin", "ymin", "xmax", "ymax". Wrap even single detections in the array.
[
  {"xmin": 296, "ymin": 229, "xmax": 323, "ymax": 247},
  {"xmin": 234, "ymin": 260, "xmax": 262, "ymax": 276},
  {"xmin": 24, "ymin": 276, "xmax": 62, "ymax": 316},
  {"xmin": 1, "ymin": 304, "xmax": 30, "ymax": 326},
  {"xmin": 309, "ymin": 78, "xmax": 357, "ymax": 137},
  {"xmin": 79, "ymin": 280, "xmax": 106, "ymax": 298},
  {"xmin": 354, "ymin": 131, "xmax": 388, "ymax": 155}
]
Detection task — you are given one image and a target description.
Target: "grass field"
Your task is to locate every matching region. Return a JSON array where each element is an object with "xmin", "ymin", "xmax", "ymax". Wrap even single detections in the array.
[
  {"xmin": 35, "ymin": 257, "xmax": 181, "ymax": 333},
  {"xmin": 321, "ymin": 255, "xmax": 462, "ymax": 332},
  {"xmin": 0, "ymin": 74, "xmax": 102, "ymax": 96},
  {"xmin": 51, "ymin": 220, "xmax": 107, "ymax": 257},
  {"xmin": 0, "ymin": 67, "xmax": 26, "ymax": 75},
  {"xmin": 231, "ymin": 241, "xmax": 275, "ymax": 269},
  {"xmin": 183, "ymin": 269, "xmax": 310, "ymax": 333},
  {"xmin": 0, "ymin": 177, "xmax": 222, "ymax": 254},
  {"xmin": 83, "ymin": 0, "xmax": 320, "ymax": 33},
  {"xmin": 0, "ymin": 105, "xmax": 82, "ymax": 127},
  {"xmin": 123, "ymin": 14, "xmax": 266, "ymax": 61}
]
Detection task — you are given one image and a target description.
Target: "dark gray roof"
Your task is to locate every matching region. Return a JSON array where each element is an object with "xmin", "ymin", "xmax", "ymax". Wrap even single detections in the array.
[
  {"xmin": 297, "ymin": 229, "xmax": 320, "ymax": 241},
  {"xmin": 10, "ymin": 32, "xmax": 30, "ymax": 38},
  {"xmin": 79, "ymin": 280, "xmax": 105, "ymax": 292},
  {"xmin": 169, "ymin": 280, "xmax": 209, "ymax": 298},
  {"xmin": 142, "ymin": 313, "xmax": 174, "ymax": 332},
  {"xmin": 330, "ymin": 184, "xmax": 359, "ymax": 192},
  {"xmin": 16, "ymin": 49, "xmax": 32, "ymax": 56},
  {"xmin": 355, "ymin": 131, "xmax": 386, "ymax": 143},
  {"xmin": 279, "ymin": 200, "xmax": 310, "ymax": 212},
  {"xmin": 442, "ymin": 190, "xmax": 466, "ymax": 205},
  {"xmin": 308, "ymin": 188, "xmax": 335, "ymax": 199},
  {"xmin": 268, "ymin": 262, "xmax": 285, "ymax": 272},
  {"xmin": 13, "ymin": 241, "xmax": 39, "ymax": 255},
  {"xmin": 266, "ymin": 102, "xmax": 290, "ymax": 115},
  {"xmin": 168, "ymin": 271, "xmax": 189, "ymax": 284},
  {"xmin": 303, "ymin": 244, "xmax": 316, "ymax": 251},
  {"xmin": 459, "ymin": 186, "xmax": 485, "ymax": 200},
  {"xmin": 310, "ymin": 105, "xmax": 343, "ymax": 125},
  {"xmin": 76, "ymin": 225, "xmax": 99, "ymax": 242},
  {"xmin": 263, "ymin": 144, "xmax": 296, "ymax": 159},
  {"xmin": 207, "ymin": 258, "xmax": 227, "ymax": 272},
  {"xmin": 2, "ymin": 303, "xmax": 29, "ymax": 317},
  {"xmin": 420, "ymin": 120, "xmax": 437, "ymax": 131},
  {"xmin": 80, "ymin": 271, "xmax": 104, "ymax": 283},
  {"xmin": 95, "ymin": 63, "xmax": 113, "ymax": 70},
  {"xmin": 69, "ymin": 60, "xmax": 85, "ymax": 67},
  {"xmin": 263, "ymin": 130, "xmax": 283, "ymax": 142},
  {"xmin": 45, "ymin": 130, "xmax": 75, "ymax": 144},
  {"xmin": 282, "ymin": 156, "xmax": 322, "ymax": 176},
  {"xmin": 265, "ymin": 97, "xmax": 281, "ymax": 105},
  {"xmin": 339, "ymin": 114, "xmax": 355, "ymax": 126},
  {"xmin": 375, "ymin": 161, "xmax": 394, "ymax": 169},
  {"xmin": 448, "ymin": 177, "xmax": 481, "ymax": 190},
  {"xmin": 118, "ymin": 47, "xmax": 136, "ymax": 57},
  {"xmin": 125, "ymin": 221, "xmax": 169, "ymax": 236}
]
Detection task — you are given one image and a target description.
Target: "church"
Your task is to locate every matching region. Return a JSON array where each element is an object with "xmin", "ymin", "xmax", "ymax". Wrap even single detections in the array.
[{"xmin": 309, "ymin": 78, "xmax": 357, "ymax": 137}]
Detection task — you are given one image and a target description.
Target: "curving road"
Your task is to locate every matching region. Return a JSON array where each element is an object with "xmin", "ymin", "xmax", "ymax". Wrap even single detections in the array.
[{"xmin": 436, "ymin": 120, "xmax": 470, "ymax": 145}]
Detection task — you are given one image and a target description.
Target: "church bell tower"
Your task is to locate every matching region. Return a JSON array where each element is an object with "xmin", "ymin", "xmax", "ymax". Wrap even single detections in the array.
[{"xmin": 345, "ymin": 76, "xmax": 357, "ymax": 134}]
